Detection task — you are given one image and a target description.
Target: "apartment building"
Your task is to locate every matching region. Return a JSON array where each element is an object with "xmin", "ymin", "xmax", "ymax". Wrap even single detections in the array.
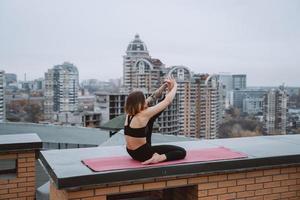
[
  {"xmin": 263, "ymin": 86, "xmax": 288, "ymax": 135},
  {"xmin": 44, "ymin": 62, "xmax": 79, "ymax": 120},
  {"xmin": 195, "ymin": 74, "xmax": 222, "ymax": 139}
]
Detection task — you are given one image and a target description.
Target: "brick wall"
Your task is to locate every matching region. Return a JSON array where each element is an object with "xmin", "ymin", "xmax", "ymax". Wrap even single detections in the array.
[
  {"xmin": 50, "ymin": 165, "xmax": 300, "ymax": 200},
  {"xmin": 0, "ymin": 150, "xmax": 36, "ymax": 200}
]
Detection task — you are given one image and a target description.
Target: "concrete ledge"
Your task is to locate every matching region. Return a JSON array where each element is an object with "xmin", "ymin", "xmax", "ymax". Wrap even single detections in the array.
[
  {"xmin": 0, "ymin": 133, "xmax": 42, "ymax": 199},
  {"xmin": 39, "ymin": 134, "xmax": 300, "ymax": 189},
  {"xmin": 0, "ymin": 133, "xmax": 42, "ymax": 152}
]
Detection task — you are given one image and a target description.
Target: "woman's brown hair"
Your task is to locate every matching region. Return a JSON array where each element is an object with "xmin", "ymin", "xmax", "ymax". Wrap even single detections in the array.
[{"xmin": 125, "ymin": 91, "xmax": 146, "ymax": 116}]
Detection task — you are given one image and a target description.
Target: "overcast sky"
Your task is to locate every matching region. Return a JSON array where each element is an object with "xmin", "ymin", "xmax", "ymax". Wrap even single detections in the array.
[{"xmin": 0, "ymin": 0, "xmax": 299, "ymax": 86}]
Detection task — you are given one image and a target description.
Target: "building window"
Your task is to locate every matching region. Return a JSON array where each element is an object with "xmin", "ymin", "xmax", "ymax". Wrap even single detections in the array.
[
  {"xmin": 178, "ymin": 69, "xmax": 184, "ymax": 81},
  {"xmin": 0, "ymin": 159, "xmax": 17, "ymax": 179},
  {"xmin": 138, "ymin": 61, "xmax": 145, "ymax": 74}
]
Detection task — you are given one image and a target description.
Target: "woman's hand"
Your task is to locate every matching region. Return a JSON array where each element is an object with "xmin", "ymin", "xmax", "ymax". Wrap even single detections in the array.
[
  {"xmin": 154, "ymin": 82, "xmax": 168, "ymax": 99},
  {"xmin": 141, "ymin": 153, "xmax": 167, "ymax": 165},
  {"xmin": 164, "ymin": 76, "xmax": 177, "ymax": 91},
  {"xmin": 142, "ymin": 75, "xmax": 177, "ymax": 118}
]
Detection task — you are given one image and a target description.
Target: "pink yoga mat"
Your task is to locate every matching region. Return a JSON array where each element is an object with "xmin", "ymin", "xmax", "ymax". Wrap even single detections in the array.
[{"xmin": 82, "ymin": 147, "xmax": 248, "ymax": 172}]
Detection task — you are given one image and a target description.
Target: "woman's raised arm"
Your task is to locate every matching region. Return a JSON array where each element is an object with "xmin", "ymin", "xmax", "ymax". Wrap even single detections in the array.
[
  {"xmin": 143, "ymin": 77, "xmax": 177, "ymax": 118},
  {"xmin": 146, "ymin": 83, "xmax": 168, "ymax": 106}
]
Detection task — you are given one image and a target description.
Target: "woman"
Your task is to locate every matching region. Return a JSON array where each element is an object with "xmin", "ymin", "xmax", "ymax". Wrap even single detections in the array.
[{"xmin": 124, "ymin": 76, "xmax": 186, "ymax": 165}]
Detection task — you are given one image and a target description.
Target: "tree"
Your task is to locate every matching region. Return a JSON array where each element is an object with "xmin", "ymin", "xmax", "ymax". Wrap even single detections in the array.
[
  {"xmin": 6, "ymin": 99, "xmax": 44, "ymax": 123},
  {"xmin": 24, "ymin": 103, "xmax": 44, "ymax": 123},
  {"xmin": 219, "ymin": 107, "xmax": 263, "ymax": 138},
  {"xmin": 219, "ymin": 119, "xmax": 263, "ymax": 138}
]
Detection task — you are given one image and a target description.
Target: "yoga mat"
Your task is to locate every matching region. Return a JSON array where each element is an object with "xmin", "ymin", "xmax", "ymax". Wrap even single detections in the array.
[{"xmin": 82, "ymin": 147, "xmax": 248, "ymax": 172}]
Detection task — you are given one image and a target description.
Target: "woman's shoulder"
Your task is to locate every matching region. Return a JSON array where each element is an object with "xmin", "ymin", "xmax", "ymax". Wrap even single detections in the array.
[
  {"xmin": 134, "ymin": 111, "xmax": 146, "ymax": 118},
  {"xmin": 139, "ymin": 107, "xmax": 153, "ymax": 116},
  {"xmin": 134, "ymin": 110, "xmax": 152, "ymax": 122},
  {"xmin": 125, "ymin": 112, "xmax": 148, "ymax": 119}
]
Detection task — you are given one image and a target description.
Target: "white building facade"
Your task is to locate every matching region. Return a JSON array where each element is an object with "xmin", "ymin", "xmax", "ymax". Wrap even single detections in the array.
[
  {"xmin": 122, "ymin": 34, "xmax": 163, "ymax": 93},
  {"xmin": 263, "ymin": 86, "xmax": 288, "ymax": 135},
  {"xmin": 195, "ymin": 74, "xmax": 223, "ymax": 139},
  {"xmin": 44, "ymin": 62, "xmax": 79, "ymax": 120}
]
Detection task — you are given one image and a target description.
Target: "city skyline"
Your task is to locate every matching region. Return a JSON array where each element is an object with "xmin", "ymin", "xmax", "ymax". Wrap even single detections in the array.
[{"xmin": 1, "ymin": 0, "xmax": 300, "ymax": 86}]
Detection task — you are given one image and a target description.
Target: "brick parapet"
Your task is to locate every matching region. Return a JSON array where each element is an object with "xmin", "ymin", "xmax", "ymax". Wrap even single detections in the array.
[
  {"xmin": 49, "ymin": 165, "xmax": 300, "ymax": 200},
  {"xmin": 0, "ymin": 150, "xmax": 37, "ymax": 200}
]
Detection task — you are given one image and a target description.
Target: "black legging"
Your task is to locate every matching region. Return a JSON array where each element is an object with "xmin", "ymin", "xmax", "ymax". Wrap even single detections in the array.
[
  {"xmin": 126, "ymin": 108, "xmax": 186, "ymax": 162},
  {"xmin": 127, "ymin": 143, "xmax": 186, "ymax": 162}
]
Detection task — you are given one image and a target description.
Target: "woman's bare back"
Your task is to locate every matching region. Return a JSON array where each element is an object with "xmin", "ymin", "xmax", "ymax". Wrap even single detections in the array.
[{"xmin": 124, "ymin": 112, "xmax": 150, "ymax": 150}]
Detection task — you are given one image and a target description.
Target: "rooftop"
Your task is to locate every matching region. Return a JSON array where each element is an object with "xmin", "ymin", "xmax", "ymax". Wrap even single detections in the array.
[
  {"xmin": 39, "ymin": 134, "xmax": 300, "ymax": 189},
  {"xmin": 0, "ymin": 133, "xmax": 42, "ymax": 152},
  {"xmin": 0, "ymin": 122, "xmax": 110, "ymax": 146}
]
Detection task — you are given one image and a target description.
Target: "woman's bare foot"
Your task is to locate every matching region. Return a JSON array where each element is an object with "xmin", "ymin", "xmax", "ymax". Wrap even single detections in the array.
[{"xmin": 141, "ymin": 153, "xmax": 167, "ymax": 165}]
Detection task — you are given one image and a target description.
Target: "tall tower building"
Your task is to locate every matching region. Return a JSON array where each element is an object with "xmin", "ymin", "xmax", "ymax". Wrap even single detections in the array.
[
  {"xmin": 44, "ymin": 62, "xmax": 79, "ymax": 120},
  {"xmin": 165, "ymin": 68, "xmax": 224, "ymax": 138},
  {"xmin": 167, "ymin": 66, "xmax": 196, "ymax": 137},
  {"xmin": 123, "ymin": 34, "xmax": 163, "ymax": 93},
  {"xmin": 119, "ymin": 34, "xmax": 225, "ymax": 138},
  {"xmin": 195, "ymin": 74, "xmax": 222, "ymax": 139},
  {"xmin": 232, "ymin": 74, "xmax": 247, "ymax": 90},
  {"xmin": 263, "ymin": 86, "xmax": 288, "ymax": 135},
  {"xmin": 122, "ymin": 35, "xmax": 181, "ymax": 135},
  {"xmin": 0, "ymin": 70, "xmax": 5, "ymax": 122},
  {"xmin": 219, "ymin": 73, "xmax": 247, "ymax": 108},
  {"xmin": 219, "ymin": 73, "xmax": 233, "ymax": 108}
]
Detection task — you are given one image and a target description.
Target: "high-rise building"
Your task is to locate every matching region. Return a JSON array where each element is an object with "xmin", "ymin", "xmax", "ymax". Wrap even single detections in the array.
[
  {"xmin": 167, "ymin": 66, "xmax": 196, "ymax": 136},
  {"xmin": 122, "ymin": 34, "xmax": 164, "ymax": 93},
  {"xmin": 219, "ymin": 73, "xmax": 247, "ymax": 108},
  {"xmin": 219, "ymin": 73, "xmax": 233, "ymax": 108},
  {"xmin": 263, "ymin": 86, "xmax": 288, "ymax": 135},
  {"xmin": 195, "ymin": 74, "xmax": 222, "ymax": 139},
  {"xmin": 232, "ymin": 89, "xmax": 267, "ymax": 113},
  {"xmin": 33, "ymin": 78, "xmax": 44, "ymax": 91},
  {"xmin": 104, "ymin": 34, "xmax": 224, "ymax": 138},
  {"xmin": 0, "ymin": 70, "xmax": 5, "ymax": 122},
  {"xmin": 232, "ymin": 74, "xmax": 247, "ymax": 90},
  {"xmin": 122, "ymin": 35, "xmax": 225, "ymax": 138},
  {"xmin": 94, "ymin": 93, "xmax": 127, "ymax": 123},
  {"xmin": 119, "ymin": 35, "xmax": 180, "ymax": 135},
  {"xmin": 5, "ymin": 73, "xmax": 17, "ymax": 85},
  {"xmin": 44, "ymin": 62, "xmax": 79, "ymax": 120},
  {"xmin": 161, "ymin": 68, "xmax": 223, "ymax": 138},
  {"xmin": 242, "ymin": 97, "xmax": 264, "ymax": 114},
  {"xmin": 155, "ymin": 94, "xmax": 180, "ymax": 135}
]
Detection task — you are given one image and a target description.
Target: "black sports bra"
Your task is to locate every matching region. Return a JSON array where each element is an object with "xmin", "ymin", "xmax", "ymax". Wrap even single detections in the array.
[{"xmin": 124, "ymin": 115, "xmax": 147, "ymax": 138}]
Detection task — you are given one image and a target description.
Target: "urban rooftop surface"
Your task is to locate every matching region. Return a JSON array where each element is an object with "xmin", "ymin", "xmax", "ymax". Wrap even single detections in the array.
[
  {"xmin": 39, "ymin": 134, "xmax": 300, "ymax": 189},
  {"xmin": 1, "ymin": 132, "xmax": 300, "ymax": 199}
]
